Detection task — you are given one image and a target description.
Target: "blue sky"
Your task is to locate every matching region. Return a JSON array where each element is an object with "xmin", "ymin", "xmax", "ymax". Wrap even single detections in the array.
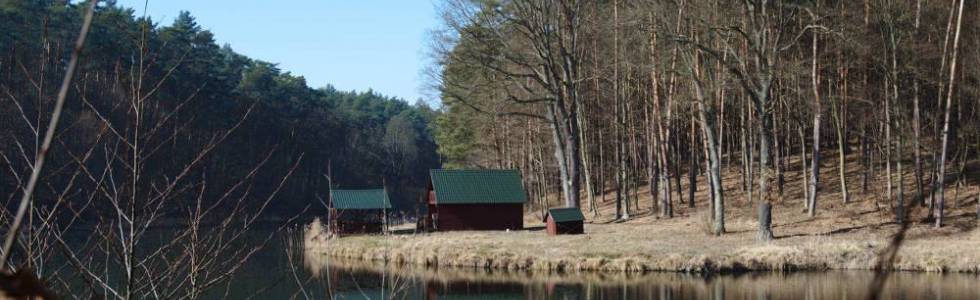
[{"xmin": 115, "ymin": 0, "xmax": 439, "ymax": 103}]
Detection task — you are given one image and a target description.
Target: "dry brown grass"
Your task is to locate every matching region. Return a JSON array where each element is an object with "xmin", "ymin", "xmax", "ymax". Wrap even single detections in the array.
[{"xmin": 308, "ymin": 151, "xmax": 980, "ymax": 274}]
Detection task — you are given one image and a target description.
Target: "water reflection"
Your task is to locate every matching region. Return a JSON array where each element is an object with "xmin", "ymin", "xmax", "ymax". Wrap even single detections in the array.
[{"xmin": 304, "ymin": 258, "xmax": 980, "ymax": 300}]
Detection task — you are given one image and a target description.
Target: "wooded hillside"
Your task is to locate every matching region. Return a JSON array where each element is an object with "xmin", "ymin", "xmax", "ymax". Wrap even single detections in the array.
[
  {"xmin": 431, "ymin": 0, "xmax": 979, "ymax": 239},
  {"xmin": 0, "ymin": 2, "xmax": 440, "ymax": 221}
]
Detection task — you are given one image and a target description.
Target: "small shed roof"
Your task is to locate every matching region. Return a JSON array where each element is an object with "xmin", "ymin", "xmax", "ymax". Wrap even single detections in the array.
[
  {"xmin": 547, "ymin": 207, "xmax": 585, "ymax": 223},
  {"xmin": 430, "ymin": 169, "xmax": 527, "ymax": 204},
  {"xmin": 330, "ymin": 189, "xmax": 392, "ymax": 210}
]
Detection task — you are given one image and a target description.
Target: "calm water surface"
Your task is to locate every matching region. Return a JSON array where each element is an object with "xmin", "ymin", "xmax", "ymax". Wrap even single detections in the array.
[{"xmin": 216, "ymin": 229, "xmax": 980, "ymax": 299}]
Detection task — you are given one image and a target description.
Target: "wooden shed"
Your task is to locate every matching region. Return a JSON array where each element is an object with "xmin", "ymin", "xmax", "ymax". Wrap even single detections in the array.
[
  {"xmin": 544, "ymin": 207, "xmax": 585, "ymax": 235},
  {"xmin": 328, "ymin": 188, "xmax": 392, "ymax": 236},
  {"xmin": 424, "ymin": 169, "xmax": 527, "ymax": 231}
]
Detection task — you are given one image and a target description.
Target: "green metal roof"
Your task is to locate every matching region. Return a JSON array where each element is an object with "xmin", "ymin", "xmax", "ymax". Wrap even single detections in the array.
[
  {"xmin": 548, "ymin": 207, "xmax": 585, "ymax": 223},
  {"xmin": 330, "ymin": 189, "xmax": 391, "ymax": 210},
  {"xmin": 430, "ymin": 169, "xmax": 527, "ymax": 204}
]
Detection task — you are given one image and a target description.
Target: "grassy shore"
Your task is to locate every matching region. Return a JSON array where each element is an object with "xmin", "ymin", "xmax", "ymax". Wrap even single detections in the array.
[{"xmin": 306, "ymin": 153, "xmax": 980, "ymax": 274}]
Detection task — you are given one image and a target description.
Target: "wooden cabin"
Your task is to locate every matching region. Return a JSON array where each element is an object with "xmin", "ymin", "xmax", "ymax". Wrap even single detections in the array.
[
  {"xmin": 424, "ymin": 169, "xmax": 527, "ymax": 231},
  {"xmin": 328, "ymin": 188, "xmax": 392, "ymax": 236},
  {"xmin": 544, "ymin": 207, "xmax": 585, "ymax": 235}
]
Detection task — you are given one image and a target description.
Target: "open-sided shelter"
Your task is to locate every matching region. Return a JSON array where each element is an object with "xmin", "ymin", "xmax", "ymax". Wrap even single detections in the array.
[
  {"xmin": 424, "ymin": 169, "xmax": 527, "ymax": 231},
  {"xmin": 329, "ymin": 188, "xmax": 392, "ymax": 235},
  {"xmin": 544, "ymin": 207, "xmax": 585, "ymax": 235}
]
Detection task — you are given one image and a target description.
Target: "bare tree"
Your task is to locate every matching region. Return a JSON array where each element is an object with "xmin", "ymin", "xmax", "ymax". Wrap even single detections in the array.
[
  {"xmin": 1, "ymin": 0, "xmax": 99, "ymax": 269},
  {"xmin": 435, "ymin": 0, "xmax": 585, "ymax": 209}
]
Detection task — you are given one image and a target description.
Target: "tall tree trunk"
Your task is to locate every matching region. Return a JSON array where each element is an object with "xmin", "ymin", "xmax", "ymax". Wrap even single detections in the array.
[
  {"xmin": 548, "ymin": 106, "xmax": 572, "ymax": 208},
  {"xmin": 592, "ymin": 34, "xmax": 603, "ymax": 217},
  {"xmin": 808, "ymin": 33, "xmax": 822, "ymax": 218},
  {"xmin": 702, "ymin": 117, "xmax": 715, "ymax": 215},
  {"xmin": 567, "ymin": 104, "xmax": 583, "ymax": 209},
  {"xmin": 935, "ymin": 0, "xmax": 965, "ymax": 228},
  {"xmin": 889, "ymin": 26, "xmax": 904, "ymax": 221},
  {"xmin": 647, "ymin": 99, "xmax": 660, "ymax": 215},
  {"xmin": 911, "ymin": 0, "xmax": 924, "ymax": 207},
  {"xmin": 647, "ymin": 18, "xmax": 673, "ymax": 217},
  {"xmin": 741, "ymin": 98, "xmax": 754, "ymax": 204},
  {"xmin": 689, "ymin": 117, "xmax": 698, "ymax": 211},
  {"xmin": 613, "ymin": 0, "xmax": 624, "ymax": 219},
  {"xmin": 930, "ymin": 0, "xmax": 958, "ymax": 214},
  {"xmin": 832, "ymin": 33, "xmax": 850, "ymax": 205},
  {"xmin": 756, "ymin": 90, "xmax": 774, "ymax": 241},
  {"xmin": 912, "ymin": 80, "xmax": 924, "ymax": 206},
  {"xmin": 691, "ymin": 74, "xmax": 725, "ymax": 236},
  {"xmin": 830, "ymin": 0, "xmax": 849, "ymax": 206},
  {"xmin": 578, "ymin": 93, "xmax": 595, "ymax": 212}
]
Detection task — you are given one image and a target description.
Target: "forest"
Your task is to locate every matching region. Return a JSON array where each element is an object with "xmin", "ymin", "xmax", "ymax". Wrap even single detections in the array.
[
  {"xmin": 0, "ymin": 1, "xmax": 440, "ymax": 220},
  {"xmin": 431, "ymin": 0, "xmax": 979, "ymax": 240},
  {"xmin": 0, "ymin": 2, "xmax": 439, "ymax": 296}
]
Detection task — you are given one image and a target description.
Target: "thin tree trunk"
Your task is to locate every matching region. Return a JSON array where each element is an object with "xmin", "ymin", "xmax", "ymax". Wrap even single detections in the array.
[
  {"xmin": 774, "ymin": 101, "xmax": 784, "ymax": 196},
  {"xmin": 912, "ymin": 80, "xmax": 924, "ymax": 206},
  {"xmin": 673, "ymin": 132, "xmax": 684, "ymax": 206},
  {"xmin": 897, "ymin": 126, "xmax": 906, "ymax": 222},
  {"xmin": 884, "ymin": 76, "xmax": 893, "ymax": 207},
  {"xmin": 911, "ymin": 0, "xmax": 924, "ymax": 207},
  {"xmin": 689, "ymin": 117, "xmax": 698, "ymax": 211},
  {"xmin": 889, "ymin": 26, "xmax": 905, "ymax": 221},
  {"xmin": 834, "ymin": 56, "xmax": 850, "ymax": 205},
  {"xmin": 800, "ymin": 125, "xmax": 810, "ymax": 209},
  {"xmin": 862, "ymin": 127, "xmax": 870, "ymax": 193},
  {"xmin": 599, "ymin": 129, "xmax": 607, "ymax": 209},
  {"xmin": 613, "ymin": 0, "xmax": 623, "ymax": 220},
  {"xmin": 593, "ymin": 35, "xmax": 604, "ymax": 217}
]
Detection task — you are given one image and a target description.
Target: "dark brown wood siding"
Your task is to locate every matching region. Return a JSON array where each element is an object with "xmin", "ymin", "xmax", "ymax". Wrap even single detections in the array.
[
  {"xmin": 334, "ymin": 221, "xmax": 382, "ymax": 235},
  {"xmin": 329, "ymin": 209, "xmax": 384, "ymax": 236},
  {"xmin": 432, "ymin": 203, "xmax": 523, "ymax": 231}
]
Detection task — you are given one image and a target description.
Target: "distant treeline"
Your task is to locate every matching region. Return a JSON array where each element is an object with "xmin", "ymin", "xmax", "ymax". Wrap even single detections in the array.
[{"xmin": 0, "ymin": 1, "xmax": 440, "ymax": 222}]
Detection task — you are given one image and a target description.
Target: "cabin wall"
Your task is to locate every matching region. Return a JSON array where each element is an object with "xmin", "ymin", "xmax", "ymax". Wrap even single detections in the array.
[
  {"xmin": 334, "ymin": 221, "xmax": 383, "ymax": 235},
  {"xmin": 423, "ymin": 203, "xmax": 436, "ymax": 231},
  {"xmin": 331, "ymin": 209, "xmax": 385, "ymax": 235},
  {"xmin": 431, "ymin": 203, "xmax": 523, "ymax": 231},
  {"xmin": 546, "ymin": 217, "xmax": 557, "ymax": 235},
  {"xmin": 546, "ymin": 217, "xmax": 583, "ymax": 235}
]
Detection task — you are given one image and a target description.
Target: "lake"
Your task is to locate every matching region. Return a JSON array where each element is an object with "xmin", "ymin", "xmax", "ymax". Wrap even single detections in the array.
[{"xmin": 215, "ymin": 228, "xmax": 980, "ymax": 299}]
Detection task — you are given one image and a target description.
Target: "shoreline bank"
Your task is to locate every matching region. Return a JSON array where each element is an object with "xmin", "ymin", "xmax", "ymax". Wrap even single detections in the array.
[{"xmin": 305, "ymin": 219, "xmax": 980, "ymax": 275}]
